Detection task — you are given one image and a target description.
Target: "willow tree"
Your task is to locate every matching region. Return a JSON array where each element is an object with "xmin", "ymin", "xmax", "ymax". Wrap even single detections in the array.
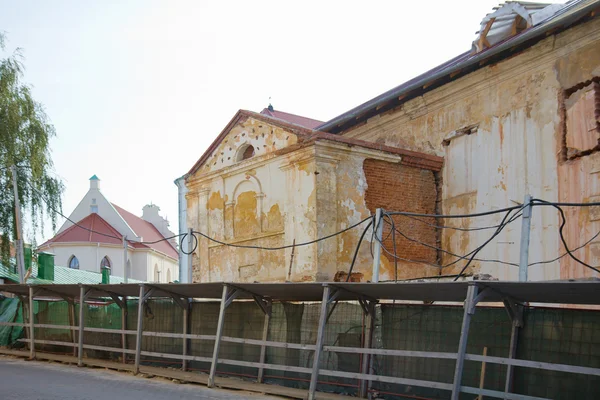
[{"xmin": 0, "ymin": 33, "xmax": 63, "ymax": 265}]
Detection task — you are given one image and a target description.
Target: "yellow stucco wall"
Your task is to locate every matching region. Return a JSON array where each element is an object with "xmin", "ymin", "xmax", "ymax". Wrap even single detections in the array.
[{"xmin": 341, "ymin": 17, "xmax": 600, "ymax": 281}]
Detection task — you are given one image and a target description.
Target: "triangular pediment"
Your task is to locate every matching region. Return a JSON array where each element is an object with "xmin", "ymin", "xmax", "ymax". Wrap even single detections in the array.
[{"xmin": 187, "ymin": 110, "xmax": 316, "ymax": 177}]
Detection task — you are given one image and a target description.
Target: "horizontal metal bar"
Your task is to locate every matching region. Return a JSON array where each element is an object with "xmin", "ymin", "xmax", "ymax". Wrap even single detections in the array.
[
  {"xmin": 140, "ymin": 350, "xmax": 212, "ymax": 363},
  {"xmin": 19, "ymin": 339, "xmax": 76, "ymax": 347},
  {"xmin": 20, "ymin": 339, "xmax": 135, "ymax": 355},
  {"xmin": 318, "ymin": 369, "xmax": 453, "ymax": 391},
  {"xmin": 465, "ymin": 354, "xmax": 600, "ymax": 377},
  {"xmin": 84, "ymin": 327, "xmax": 137, "ymax": 335},
  {"xmin": 217, "ymin": 358, "xmax": 313, "ymax": 375},
  {"xmin": 83, "ymin": 344, "xmax": 136, "ymax": 354},
  {"xmin": 0, "ymin": 322, "xmax": 27, "ymax": 327},
  {"xmin": 323, "ymin": 345, "xmax": 457, "ymax": 359},
  {"xmin": 461, "ymin": 385, "xmax": 550, "ymax": 400},
  {"xmin": 142, "ymin": 331, "xmax": 216, "ymax": 341},
  {"xmin": 220, "ymin": 336, "xmax": 317, "ymax": 351},
  {"xmin": 34, "ymin": 324, "xmax": 77, "ymax": 330}
]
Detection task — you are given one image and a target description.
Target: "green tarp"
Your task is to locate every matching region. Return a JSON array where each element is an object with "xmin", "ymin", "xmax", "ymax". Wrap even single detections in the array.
[{"xmin": 0, "ymin": 297, "xmax": 23, "ymax": 346}]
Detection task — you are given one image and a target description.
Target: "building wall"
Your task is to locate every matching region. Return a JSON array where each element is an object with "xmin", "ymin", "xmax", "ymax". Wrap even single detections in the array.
[
  {"xmin": 185, "ymin": 115, "xmax": 439, "ymax": 282},
  {"xmin": 340, "ymin": 17, "xmax": 600, "ymax": 281},
  {"xmin": 43, "ymin": 243, "xmax": 130, "ymax": 277},
  {"xmin": 186, "ymin": 116, "xmax": 308, "ymax": 283},
  {"xmin": 40, "ymin": 243, "xmax": 177, "ymax": 282},
  {"xmin": 362, "ymin": 159, "xmax": 439, "ymax": 280}
]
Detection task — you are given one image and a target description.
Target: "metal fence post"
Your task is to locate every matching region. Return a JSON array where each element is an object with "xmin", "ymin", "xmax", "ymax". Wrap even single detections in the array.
[
  {"xmin": 182, "ymin": 300, "xmax": 190, "ymax": 372},
  {"xmin": 519, "ymin": 194, "xmax": 532, "ymax": 282},
  {"xmin": 451, "ymin": 284, "xmax": 478, "ymax": 400},
  {"xmin": 308, "ymin": 284, "xmax": 332, "ymax": 400},
  {"xmin": 123, "ymin": 236, "xmax": 128, "ymax": 283},
  {"xmin": 187, "ymin": 228, "xmax": 193, "ymax": 283},
  {"xmin": 372, "ymin": 209, "xmax": 383, "ymax": 283},
  {"xmin": 359, "ymin": 301, "xmax": 376, "ymax": 398},
  {"xmin": 208, "ymin": 285, "xmax": 230, "ymax": 387},
  {"xmin": 77, "ymin": 286, "xmax": 87, "ymax": 366},
  {"xmin": 134, "ymin": 285, "xmax": 145, "ymax": 374},
  {"xmin": 257, "ymin": 300, "xmax": 272, "ymax": 383},
  {"xmin": 28, "ymin": 286, "xmax": 35, "ymax": 360},
  {"xmin": 504, "ymin": 321, "xmax": 520, "ymax": 395},
  {"xmin": 121, "ymin": 296, "xmax": 128, "ymax": 364}
]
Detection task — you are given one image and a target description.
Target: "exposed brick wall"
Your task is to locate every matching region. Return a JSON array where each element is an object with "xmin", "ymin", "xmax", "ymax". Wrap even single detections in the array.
[{"xmin": 363, "ymin": 159, "xmax": 438, "ymax": 265}]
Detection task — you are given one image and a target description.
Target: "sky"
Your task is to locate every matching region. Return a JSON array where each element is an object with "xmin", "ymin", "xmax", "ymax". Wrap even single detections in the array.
[{"xmin": 0, "ymin": 0, "xmax": 565, "ymax": 244}]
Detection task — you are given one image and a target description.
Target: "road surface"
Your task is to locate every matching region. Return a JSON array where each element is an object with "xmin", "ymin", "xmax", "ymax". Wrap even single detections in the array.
[{"xmin": 0, "ymin": 356, "xmax": 277, "ymax": 399}]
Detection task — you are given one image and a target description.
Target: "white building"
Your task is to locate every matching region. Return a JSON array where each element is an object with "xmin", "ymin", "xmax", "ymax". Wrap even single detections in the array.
[{"xmin": 38, "ymin": 176, "xmax": 179, "ymax": 282}]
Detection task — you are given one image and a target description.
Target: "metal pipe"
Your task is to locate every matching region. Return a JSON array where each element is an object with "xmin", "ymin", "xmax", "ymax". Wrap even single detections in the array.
[
  {"xmin": 372, "ymin": 209, "xmax": 383, "ymax": 283},
  {"xmin": 308, "ymin": 285, "xmax": 332, "ymax": 400},
  {"xmin": 451, "ymin": 284, "xmax": 478, "ymax": 399},
  {"xmin": 77, "ymin": 286, "xmax": 86, "ymax": 366},
  {"xmin": 123, "ymin": 236, "xmax": 128, "ymax": 283},
  {"xmin": 208, "ymin": 285, "xmax": 229, "ymax": 387},
  {"xmin": 134, "ymin": 285, "xmax": 145, "ymax": 374},
  {"xmin": 28, "ymin": 286, "xmax": 35, "ymax": 359},
  {"xmin": 257, "ymin": 300, "xmax": 272, "ymax": 383},
  {"xmin": 182, "ymin": 301, "xmax": 189, "ymax": 372},
  {"xmin": 519, "ymin": 195, "xmax": 532, "ymax": 281}
]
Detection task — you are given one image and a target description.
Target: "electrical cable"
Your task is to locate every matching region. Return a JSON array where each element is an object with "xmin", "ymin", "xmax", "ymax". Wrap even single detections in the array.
[
  {"xmin": 382, "ymin": 216, "xmax": 520, "ymax": 268},
  {"xmin": 386, "ymin": 204, "xmax": 522, "ymax": 219},
  {"xmin": 531, "ymin": 199, "xmax": 600, "ymax": 274},
  {"xmin": 193, "ymin": 216, "xmax": 371, "ymax": 251},
  {"xmin": 346, "ymin": 218, "xmax": 374, "ymax": 282},
  {"xmin": 528, "ymin": 227, "xmax": 600, "ymax": 266},
  {"xmin": 398, "ymin": 213, "xmax": 524, "ymax": 232},
  {"xmin": 451, "ymin": 207, "xmax": 523, "ymax": 281}
]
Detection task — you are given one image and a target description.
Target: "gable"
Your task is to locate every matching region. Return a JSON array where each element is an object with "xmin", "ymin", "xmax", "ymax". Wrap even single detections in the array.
[{"xmin": 187, "ymin": 110, "xmax": 314, "ymax": 178}]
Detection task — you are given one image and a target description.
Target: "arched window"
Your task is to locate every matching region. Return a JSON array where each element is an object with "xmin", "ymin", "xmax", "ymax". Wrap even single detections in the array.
[
  {"xmin": 166, "ymin": 269, "xmax": 171, "ymax": 283},
  {"xmin": 237, "ymin": 144, "xmax": 255, "ymax": 161},
  {"xmin": 69, "ymin": 256, "xmax": 79, "ymax": 270},
  {"xmin": 154, "ymin": 264, "xmax": 160, "ymax": 282},
  {"xmin": 100, "ymin": 256, "xmax": 111, "ymax": 274}
]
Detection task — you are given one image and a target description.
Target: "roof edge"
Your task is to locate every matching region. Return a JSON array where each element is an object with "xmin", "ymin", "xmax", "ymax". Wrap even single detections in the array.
[{"xmin": 318, "ymin": 0, "xmax": 598, "ymax": 133}]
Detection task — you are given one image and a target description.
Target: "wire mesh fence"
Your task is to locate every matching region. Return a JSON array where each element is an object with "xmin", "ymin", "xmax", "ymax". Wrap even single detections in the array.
[{"xmin": 3, "ymin": 294, "xmax": 600, "ymax": 399}]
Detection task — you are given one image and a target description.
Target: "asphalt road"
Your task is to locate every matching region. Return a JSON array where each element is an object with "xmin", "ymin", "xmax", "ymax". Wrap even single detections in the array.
[{"xmin": 0, "ymin": 356, "xmax": 277, "ymax": 400}]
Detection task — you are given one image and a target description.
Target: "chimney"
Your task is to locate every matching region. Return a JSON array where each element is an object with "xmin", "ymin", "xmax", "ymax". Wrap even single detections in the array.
[
  {"xmin": 37, "ymin": 252, "xmax": 55, "ymax": 281},
  {"xmin": 90, "ymin": 174, "xmax": 100, "ymax": 190}
]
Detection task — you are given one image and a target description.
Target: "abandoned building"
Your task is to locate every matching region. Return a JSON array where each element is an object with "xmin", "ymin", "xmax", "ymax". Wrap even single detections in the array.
[{"xmin": 181, "ymin": 0, "xmax": 600, "ymax": 283}]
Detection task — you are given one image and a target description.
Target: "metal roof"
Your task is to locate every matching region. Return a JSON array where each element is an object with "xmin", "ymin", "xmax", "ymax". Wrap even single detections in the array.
[
  {"xmin": 317, "ymin": 0, "xmax": 599, "ymax": 134},
  {"xmin": 1, "ymin": 280, "xmax": 599, "ymax": 305}
]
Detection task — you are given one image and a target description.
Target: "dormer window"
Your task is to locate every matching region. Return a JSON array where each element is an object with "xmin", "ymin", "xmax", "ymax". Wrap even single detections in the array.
[{"xmin": 237, "ymin": 144, "xmax": 255, "ymax": 162}]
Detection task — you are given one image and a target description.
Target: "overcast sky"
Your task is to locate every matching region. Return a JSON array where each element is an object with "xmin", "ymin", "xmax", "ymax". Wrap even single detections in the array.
[{"xmin": 0, "ymin": 0, "xmax": 564, "ymax": 244}]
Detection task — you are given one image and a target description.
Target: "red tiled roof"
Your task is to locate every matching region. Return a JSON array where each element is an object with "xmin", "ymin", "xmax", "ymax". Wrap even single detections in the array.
[
  {"xmin": 39, "ymin": 213, "xmax": 125, "ymax": 247},
  {"xmin": 112, "ymin": 204, "xmax": 179, "ymax": 259},
  {"xmin": 260, "ymin": 108, "xmax": 323, "ymax": 129}
]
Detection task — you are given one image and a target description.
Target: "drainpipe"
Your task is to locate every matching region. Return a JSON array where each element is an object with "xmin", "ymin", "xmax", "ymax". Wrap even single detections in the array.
[{"xmin": 174, "ymin": 176, "xmax": 189, "ymax": 283}]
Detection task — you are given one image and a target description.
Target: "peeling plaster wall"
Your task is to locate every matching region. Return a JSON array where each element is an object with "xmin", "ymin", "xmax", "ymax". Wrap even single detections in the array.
[
  {"xmin": 341, "ymin": 18, "xmax": 600, "ymax": 281},
  {"xmin": 186, "ymin": 117, "xmax": 315, "ymax": 283},
  {"xmin": 185, "ymin": 115, "xmax": 437, "ymax": 282}
]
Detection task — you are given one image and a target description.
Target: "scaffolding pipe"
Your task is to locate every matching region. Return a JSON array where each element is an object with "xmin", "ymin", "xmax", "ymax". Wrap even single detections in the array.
[
  {"xmin": 134, "ymin": 285, "xmax": 145, "ymax": 374},
  {"xmin": 519, "ymin": 194, "xmax": 532, "ymax": 282},
  {"xmin": 372, "ymin": 209, "xmax": 383, "ymax": 283},
  {"xmin": 208, "ymin": 285, "xmax": 230, "ymax": 387},
  {"xmin": 308, "ymin": 285, "xmax": 332, "ymax": 400},
  {"xmin": 28, "ymin": 286, "xmax": 35, "ymax": 359},
  {"xmin": 77, "ymin": 286, "xmax": 86, "ymax": 366},
  {"xmin": 451, "ymin": 284, "xmax": 478, "ymax": 400}
]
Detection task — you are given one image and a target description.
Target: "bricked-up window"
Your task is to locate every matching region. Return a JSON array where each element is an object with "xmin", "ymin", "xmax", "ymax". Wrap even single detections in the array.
[{"xmin": 564, "ymin": 80, "xmax": 600, "ymax": 159}]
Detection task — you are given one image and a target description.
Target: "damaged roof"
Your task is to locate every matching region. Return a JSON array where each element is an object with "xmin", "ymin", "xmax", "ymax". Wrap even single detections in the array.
[{"xmin": 318, "ymin": 0, "xmax": 599, "ymax": 134}]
